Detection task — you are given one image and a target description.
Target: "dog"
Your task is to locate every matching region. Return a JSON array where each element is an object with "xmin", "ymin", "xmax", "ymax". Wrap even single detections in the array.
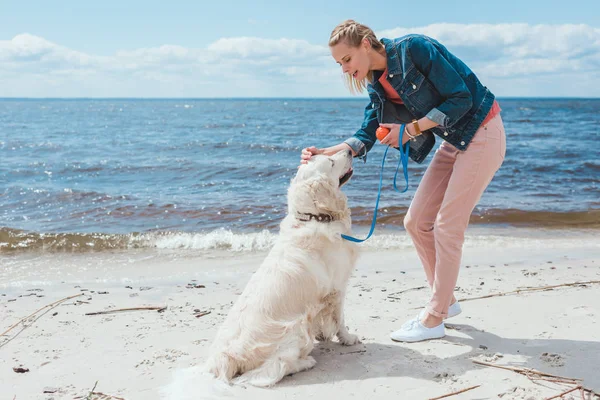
[{"xmin": 204, "ymin": 149, "xmax": 360, "ymax": 387}]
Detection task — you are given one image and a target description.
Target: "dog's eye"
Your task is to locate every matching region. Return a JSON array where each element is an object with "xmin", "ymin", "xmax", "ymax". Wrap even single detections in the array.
[{"xmin": 330, "ymin": 160, "xmax": 335, "ymax": 167}]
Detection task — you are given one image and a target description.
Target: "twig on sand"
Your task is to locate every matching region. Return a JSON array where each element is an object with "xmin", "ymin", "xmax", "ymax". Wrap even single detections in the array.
[
  {"xmin": 387, "ymin": 286, "xmax": 427, "ymax": 300},
  {"xmin": 428, "ymin": 385, "xmax": 481, "ymax": 400},
  {"xmin": 74, "ymin": 381, "xmax": 125, "ymax": 400},
  {"xmin": 473, "ymin": 361, "xmax": 600, "ymax": 399},
  {"xmin": 1, "ymin": 293, "xmax": 84, "ymax": 339},
  {"xmin": 85, "ymin": 306, "xmax": 167, "ymax": 316},
  {"xmin": 88, "ymin": 393, "xmax": 125, "ymax": 400},
  {"xmin": 585, "ymin": 389, "xmax": 600, "ymax": 399},
  {"xmin": 458, "ymin": 280, "xmax": 600, "ymax": 303},
  {"xmin": 472, "ymin": 360, "xmax": 581, "ymax": 382},
  {"xmin": 340, "ymin": 349, "xmax": 367, "ymax": 355},
  {"xmin": 86, "ymin": 381, "xmax": 98, "ymax": 400},
  {"xmin": 544, "ymin": 385, "xmax": 582, "ymax": 400},
  {"xmin": 194, "ymin": 311, "xmax": 211, "ymax": 318}
]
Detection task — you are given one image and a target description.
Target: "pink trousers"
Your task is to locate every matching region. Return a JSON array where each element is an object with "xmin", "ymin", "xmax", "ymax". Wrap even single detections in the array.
[{"xmin": 404, "ymin": 114, "xmax": 506, "ymax": 318}]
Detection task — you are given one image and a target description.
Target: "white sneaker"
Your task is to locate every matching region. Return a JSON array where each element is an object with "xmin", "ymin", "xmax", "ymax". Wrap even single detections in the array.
[
  {"xmin": 401, "ymin": 302, "xmax": 462, "ymax": 329},
  {"xmin": 390, "ymin": 319, "xmax": 445, "ymax": 343},
  {"xmin": 447, "ymin": 301, "xmax": 462, "ymax": 318}
]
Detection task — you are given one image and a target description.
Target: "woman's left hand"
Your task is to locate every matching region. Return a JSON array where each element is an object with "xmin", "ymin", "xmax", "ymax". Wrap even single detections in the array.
[{"xmin": 379, "ymin": 123, "xmax": 411, "ymax": 147}]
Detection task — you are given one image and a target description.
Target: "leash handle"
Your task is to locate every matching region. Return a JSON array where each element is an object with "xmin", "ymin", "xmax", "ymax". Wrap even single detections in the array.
[{"xmin": 342, "ymin": 124, "xmax": 409, "ymax": 243}]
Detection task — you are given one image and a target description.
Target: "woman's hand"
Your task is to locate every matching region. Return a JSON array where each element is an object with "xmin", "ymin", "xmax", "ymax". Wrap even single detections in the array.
[
  {"xmin": 300, "ymin": 143, "xmax": 355, "ymax": 165},
  {"xmin": 378, "ymin": 123, "xmax": 413, "ymax": 147},
  {"xmin": 300, "ymin": 146, "xmax": 324, "ymax": 164}
]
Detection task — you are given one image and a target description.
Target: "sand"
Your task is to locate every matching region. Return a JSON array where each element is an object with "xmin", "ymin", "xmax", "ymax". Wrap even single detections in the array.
[{"xmin": 1, "ymin": 229, "xmax": 599, "ymax": 400}]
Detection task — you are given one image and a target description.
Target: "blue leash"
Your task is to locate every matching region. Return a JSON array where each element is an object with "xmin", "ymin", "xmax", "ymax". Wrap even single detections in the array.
[{"xmin": 341, "ymin": 124, "xmax": 409, "ymax": 243}]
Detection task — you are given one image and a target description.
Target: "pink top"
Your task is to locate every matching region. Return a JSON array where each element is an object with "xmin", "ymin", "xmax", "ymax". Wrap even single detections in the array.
[
  {"xmin": 379, "ymin": 69, "xmax": 404, "ymax": 104},
  {"xmin": 481, "ymin": 100, "xmax": 501, "ymax": 127}
]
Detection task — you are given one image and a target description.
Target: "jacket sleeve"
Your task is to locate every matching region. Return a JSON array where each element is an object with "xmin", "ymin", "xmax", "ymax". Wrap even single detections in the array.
[
  {"xmin": 344, "ymin": 101, "xmax": 379, "ymax": 162},
  {"xmin": 408, "ymin": 37, "xmax": 472, "ymax": 128}
]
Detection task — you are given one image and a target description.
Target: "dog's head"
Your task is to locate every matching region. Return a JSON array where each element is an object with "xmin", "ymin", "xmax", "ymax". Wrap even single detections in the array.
[{"xmin": 288, "ymin": 149, "xmax": 353, "ymax": 221}]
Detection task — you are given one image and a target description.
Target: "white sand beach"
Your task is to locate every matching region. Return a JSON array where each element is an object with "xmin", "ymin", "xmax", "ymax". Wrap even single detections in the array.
[{"xmin": 1, "ymin": 228, "xmax": 599, "ymax": 400}]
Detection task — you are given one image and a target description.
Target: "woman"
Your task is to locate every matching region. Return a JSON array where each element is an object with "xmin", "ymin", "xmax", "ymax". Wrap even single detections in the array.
[{"xmin": 301, "ymin": 20, "xmax": 506, "ymax": 342}]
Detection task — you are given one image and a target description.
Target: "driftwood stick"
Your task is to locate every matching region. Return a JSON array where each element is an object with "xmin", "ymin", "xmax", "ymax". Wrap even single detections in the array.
[
  {"xmin": 1, "ymin": 293, "xmax": 83, "ymax": 337},
  {"xmin": 194, "ymin": 311, "xmax": 211, "ymax": 318},
  {"xmin": 537, "ymin": 377, "xmax": 581, "ymax": 385},
  {"xmin": 583, "ymin": 388, "xmax": 600, "ymax": 399},
  {"xmin": 458, "ymin": 280, "xmax": 600, "ymax": 303},
  {"xmin": 544, "ymin": 385, "xmax": 582, "ymax": 400},
  {"xmin": 387, "ymin": 286, "xmax": 427, "ymax": 298},
  {"xmin": 90, "ymin": 393, "xmax": 125, "ymax": 400},
  {"xmin": 428, "ymin": 385, "xmax": 481, "ymax": 400},
  {"xmin": 518, "ymin": 281, "xmax": 600, "ymax": 291},
  {"xmin": 341, "ymin": 349, "xmax": 367, "ymax": 355},
  {"xmin": 410, "ymin": 281, "xmax": 600, "ymax": 310},
  {"xmin": 86, "ymin": 381, "xmax": 98, "ymax": 400},
  {"xmin": 85, "ymin": 306, "xmax": 167, "ymax": 316},
  {"xmin": 472, "ymin": 360, "xmax": 582, "ymax": 381}
]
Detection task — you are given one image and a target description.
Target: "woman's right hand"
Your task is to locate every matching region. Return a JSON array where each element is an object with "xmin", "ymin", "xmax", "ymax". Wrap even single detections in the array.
[{"xmin": 300, "ymin": 146, "xmax": 323, "ymax": 164}]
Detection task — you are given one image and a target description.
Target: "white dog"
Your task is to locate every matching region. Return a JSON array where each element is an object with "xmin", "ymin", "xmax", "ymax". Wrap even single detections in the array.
[{"xmin": 204, "ymin": 149, "xmax": 360, "ymax": 387}]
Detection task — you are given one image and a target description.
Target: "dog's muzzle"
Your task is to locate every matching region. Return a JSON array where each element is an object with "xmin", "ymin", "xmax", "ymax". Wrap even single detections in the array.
[{"xmin": 339, "ymin": 168, "xmax": 353, "ymax": 187}]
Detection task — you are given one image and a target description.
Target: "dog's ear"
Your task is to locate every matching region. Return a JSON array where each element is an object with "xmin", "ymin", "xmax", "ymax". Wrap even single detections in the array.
[
  {"xmin": 288, "ymin": 173, "xmax": 340, "ymax": 215},
  {"xmin": 292, "ymin": 163, "xmax": 313, "ymax": 185},
  {"xmin": 307, "ymin": 177, "xmax": 345, "ymax": 214}
]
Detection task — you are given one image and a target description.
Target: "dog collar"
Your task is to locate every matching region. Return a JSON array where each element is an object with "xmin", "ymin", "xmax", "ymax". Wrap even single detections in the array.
[{"xmin": 296, "ymin": 212, "xmax": 334, "ymax": 223}]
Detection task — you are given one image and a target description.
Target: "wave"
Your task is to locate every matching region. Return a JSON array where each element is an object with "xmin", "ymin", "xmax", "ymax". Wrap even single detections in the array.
[
  {"xmin": 0, "ymin": 227, "xmax": 277, "ymax": 253},
  {"xmin": 466, "ymin": 208, "xmax": 600, "ymax": 228},
  {"xmin": 2, "ymin": 210, "xmax": 600, "ymax": 253},
  {"xmin": 350, "ymin": 207, "xmax": 600, "ymax": 228}
]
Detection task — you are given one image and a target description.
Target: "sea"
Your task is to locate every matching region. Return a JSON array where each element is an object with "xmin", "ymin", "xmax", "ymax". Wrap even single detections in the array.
[{"xmin": 1, "ymin": 98, "xmax": 599, "ymax": 253}]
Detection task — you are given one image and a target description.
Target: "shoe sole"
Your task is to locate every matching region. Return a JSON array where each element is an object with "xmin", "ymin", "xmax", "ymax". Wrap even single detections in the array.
[{"xmin": 390, "ymin": 333, "xmax": 446, "ymax": 343}]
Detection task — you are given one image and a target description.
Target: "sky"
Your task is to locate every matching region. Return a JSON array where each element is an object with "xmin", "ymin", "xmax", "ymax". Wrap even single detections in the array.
[{"xmin": 1, "ymin": 0, "xmax": 599, "ymax": 98}]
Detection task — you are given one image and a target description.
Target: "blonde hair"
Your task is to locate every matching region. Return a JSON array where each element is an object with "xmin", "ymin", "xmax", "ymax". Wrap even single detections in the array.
[{"xmin": 329, "ymin": 20, "xmax": 384, "ymax": 94}]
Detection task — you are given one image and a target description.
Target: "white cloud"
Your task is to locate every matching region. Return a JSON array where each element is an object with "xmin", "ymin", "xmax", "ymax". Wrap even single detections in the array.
[
  {"xmin": 378, "ymin": 23, "xmax": 600, "ymax": 78},
  {"xmin": 0, "ymin": 23, "xmax": 599, "ymax": 97}
]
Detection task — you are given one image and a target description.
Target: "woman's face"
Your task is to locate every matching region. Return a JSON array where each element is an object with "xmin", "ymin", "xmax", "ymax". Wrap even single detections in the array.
[{"xmin": 330, "ymin": 40, "xmax": 371, "ymax": 81}]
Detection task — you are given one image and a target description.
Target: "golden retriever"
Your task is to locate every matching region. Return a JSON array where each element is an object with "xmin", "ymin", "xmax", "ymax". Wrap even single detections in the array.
[{"xmin": 204, "ymin": 149, "xmax": 360, "ymax": 387}]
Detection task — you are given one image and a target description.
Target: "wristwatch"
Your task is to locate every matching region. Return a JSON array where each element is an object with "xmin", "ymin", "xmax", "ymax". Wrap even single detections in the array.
[{"xmin": 412, "ymin": 119, "xmax": 422, "ymax": 136}]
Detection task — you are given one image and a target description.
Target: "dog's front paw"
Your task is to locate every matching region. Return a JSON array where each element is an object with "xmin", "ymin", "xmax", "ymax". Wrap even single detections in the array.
[
  {"xmin": 315, "ymin": 333, "xmax": 328, "ymax": 342},
  {"xmin": 338, "ymin": 332, "xmax": 361, "ymax": 346}
]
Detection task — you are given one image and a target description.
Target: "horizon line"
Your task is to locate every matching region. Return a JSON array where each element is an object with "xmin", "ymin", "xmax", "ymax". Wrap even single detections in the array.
[{"xmin": 1, "ymin": 96, "xmax": 599, "ymax": 100}]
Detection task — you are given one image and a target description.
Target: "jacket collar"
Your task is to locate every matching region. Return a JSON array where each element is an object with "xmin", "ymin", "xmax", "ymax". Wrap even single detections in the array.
[{"xmin": 380, "ymin": 37, "xmax": 402, "ymax": 75}]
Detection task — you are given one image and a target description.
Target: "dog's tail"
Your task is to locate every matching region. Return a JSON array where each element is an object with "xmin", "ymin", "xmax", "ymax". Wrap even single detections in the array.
[
  {"xmin": 203, "ymin": 351, "xmax": 239, "ymax": 382},
  {"xmin": 160, "ymin": 366, "xmax": 232, "ymax": 400},
  {"xmin": 233, "ymin": 357, "xmax": 287, "ymax": 388},
  {"xmin": 233, "ymin": 342, "xmax": 307, "ymax": 387}
]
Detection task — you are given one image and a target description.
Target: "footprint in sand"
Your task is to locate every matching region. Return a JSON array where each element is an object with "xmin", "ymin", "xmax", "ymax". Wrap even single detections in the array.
[
  {"xmin": 540, "ymin": 352, "xmax": 565, "ymax": 367},
  {"xmin": 498, "ymin": 386, "xmax": 542, "ymax": 399}
]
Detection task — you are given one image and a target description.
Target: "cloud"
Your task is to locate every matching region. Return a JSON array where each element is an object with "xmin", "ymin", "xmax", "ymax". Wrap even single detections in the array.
[
  {"xmin": 378, "ymin": 23, "xmax": 600, "ymax": 78},
  {"xmin": 0, "ymin": 23, "xmax": 599, "ymax": 97}
]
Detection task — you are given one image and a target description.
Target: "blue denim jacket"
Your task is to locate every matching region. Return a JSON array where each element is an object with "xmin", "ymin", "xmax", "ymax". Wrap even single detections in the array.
[{"xmin": 345, "ymin": 35, "xmax": 495, "ymax": 162}]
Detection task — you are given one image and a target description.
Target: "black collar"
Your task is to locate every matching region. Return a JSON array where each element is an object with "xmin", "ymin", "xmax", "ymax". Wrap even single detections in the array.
[{"xmin": 296, "ymin": 212, "xmax": 334, "ymax": 223}]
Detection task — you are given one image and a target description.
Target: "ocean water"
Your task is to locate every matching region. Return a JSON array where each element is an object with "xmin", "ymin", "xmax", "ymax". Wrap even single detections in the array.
[{"xmin": 0, "ymin": 98, "xmax": 598, "ymax": 252}]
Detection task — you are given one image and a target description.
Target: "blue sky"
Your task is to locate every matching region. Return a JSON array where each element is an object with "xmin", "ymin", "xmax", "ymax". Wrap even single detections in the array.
[{"xmin": 1, "ymin": 0, "xmax": 599, "ymax": 97}]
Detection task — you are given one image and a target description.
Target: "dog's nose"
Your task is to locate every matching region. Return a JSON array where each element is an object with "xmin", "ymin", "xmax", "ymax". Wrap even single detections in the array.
[{"xmin": 346, "ymin": 149, "xmax": 352, "ymax": 157}]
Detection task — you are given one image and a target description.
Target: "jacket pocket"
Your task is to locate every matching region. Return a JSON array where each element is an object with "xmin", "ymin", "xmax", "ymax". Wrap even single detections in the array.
[{"xmin": 403, "ymin": 70, "xmax": 440, "ymax": 111}]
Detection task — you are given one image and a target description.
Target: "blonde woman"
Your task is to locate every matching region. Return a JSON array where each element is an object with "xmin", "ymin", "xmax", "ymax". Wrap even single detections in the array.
[{"xmin": 301, "ymin": 20, "xmax": 506, "ymax": 342}]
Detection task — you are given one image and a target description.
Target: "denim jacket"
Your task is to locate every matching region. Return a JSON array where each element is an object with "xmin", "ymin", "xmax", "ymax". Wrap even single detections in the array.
[{"xmin": 345, "ymin": 35, "xmax": 495, "ymax": 162}]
